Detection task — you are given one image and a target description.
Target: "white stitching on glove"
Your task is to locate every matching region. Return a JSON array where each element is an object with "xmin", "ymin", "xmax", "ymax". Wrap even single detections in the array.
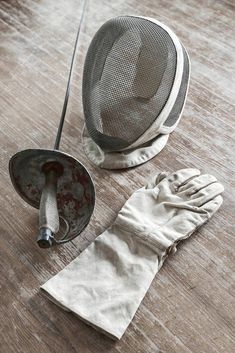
[{"xmin": 41, "ymin": 168, "xmax": 224, "ymax": 339}]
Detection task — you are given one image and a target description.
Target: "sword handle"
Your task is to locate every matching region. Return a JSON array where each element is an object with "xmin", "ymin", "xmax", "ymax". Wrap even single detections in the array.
[{"xmin": 37, "ymin": 162, "xmax": 63, "ymax": 248}]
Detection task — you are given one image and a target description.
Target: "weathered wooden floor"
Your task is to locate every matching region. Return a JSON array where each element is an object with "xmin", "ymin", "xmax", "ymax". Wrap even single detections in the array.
[{"xmin": 0, "ymin": 0, "xmax": 234, "ymax": 352}]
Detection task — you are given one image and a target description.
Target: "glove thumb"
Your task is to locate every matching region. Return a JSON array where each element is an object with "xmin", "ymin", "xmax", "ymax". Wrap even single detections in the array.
[{"xmin": 145, "ymin": 171, "xmax": 168, "ymax": 189}]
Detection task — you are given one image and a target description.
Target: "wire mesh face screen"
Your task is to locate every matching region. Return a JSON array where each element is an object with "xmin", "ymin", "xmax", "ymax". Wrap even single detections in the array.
[{"xmin": 82, "ymin": 16, "xmax": 190, "ymax": 169}]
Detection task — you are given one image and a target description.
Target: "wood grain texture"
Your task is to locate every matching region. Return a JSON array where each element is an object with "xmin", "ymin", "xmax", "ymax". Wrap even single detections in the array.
[{"xmin": 0, "ymin": 0, "xmax": 234, "ymax": 352}]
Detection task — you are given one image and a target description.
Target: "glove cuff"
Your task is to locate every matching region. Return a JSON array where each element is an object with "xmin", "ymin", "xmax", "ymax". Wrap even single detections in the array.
[{"xmin": 41, "ymin": 225, "xmax": 160, "ymax": 340}]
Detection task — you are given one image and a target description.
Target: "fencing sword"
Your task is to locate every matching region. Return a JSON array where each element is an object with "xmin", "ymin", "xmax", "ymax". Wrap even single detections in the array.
[{"xmin": 9, "ymin": 0, "xmax": 95, "ymax": 248}]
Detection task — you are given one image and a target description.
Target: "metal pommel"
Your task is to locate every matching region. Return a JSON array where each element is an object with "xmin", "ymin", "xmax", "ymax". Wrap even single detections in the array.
[{"xmin": 37, "ymin": 228, "xmax": 53, "ymax": 248}]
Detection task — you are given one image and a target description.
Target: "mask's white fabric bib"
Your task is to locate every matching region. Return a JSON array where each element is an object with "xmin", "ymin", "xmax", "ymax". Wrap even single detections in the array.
[{"xmin": 82, "ymin": 127, "xmax": 169, "ymax": 169}]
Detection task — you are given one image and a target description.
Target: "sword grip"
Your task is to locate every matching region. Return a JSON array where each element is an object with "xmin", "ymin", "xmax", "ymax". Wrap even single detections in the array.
[{"xmin": 37, "ymin": 169, "xmax": 60, "ymax": 248}]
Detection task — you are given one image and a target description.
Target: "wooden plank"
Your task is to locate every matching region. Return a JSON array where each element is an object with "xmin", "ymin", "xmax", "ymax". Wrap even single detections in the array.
[{"xmin": 0, "ymin": 0, "xmax": 234, "ymax": 352}]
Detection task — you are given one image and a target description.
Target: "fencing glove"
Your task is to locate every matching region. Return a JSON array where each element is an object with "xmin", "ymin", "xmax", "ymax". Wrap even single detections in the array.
[{"xmin": 41, "ymin": 168, "xmax": 224, "ymax": 340}]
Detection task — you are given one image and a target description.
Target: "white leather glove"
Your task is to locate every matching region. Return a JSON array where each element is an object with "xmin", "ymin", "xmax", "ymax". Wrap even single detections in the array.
[{"xmin": 41, "ymin": 168, "xmax": 224, "ymax": 339}]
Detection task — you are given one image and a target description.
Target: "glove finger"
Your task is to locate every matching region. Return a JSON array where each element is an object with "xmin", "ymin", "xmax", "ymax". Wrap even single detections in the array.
[
  {"xmin": 178, "ymin": 174, "xmax": 217, "ymax": 195},
  {"xmin": 166, "ymin": 168, "xmax": 201, "ymax": 189},
  {"xmin": 199, "ymin": 195, "xmax": 223, "ymax": 218},
  {"xmin": 145, "ymin": 172, "xmax": 168, "ymax": 189},
  {"xmin": 189, "ymin": 182, "xmax": 224, "ymax": 206}
]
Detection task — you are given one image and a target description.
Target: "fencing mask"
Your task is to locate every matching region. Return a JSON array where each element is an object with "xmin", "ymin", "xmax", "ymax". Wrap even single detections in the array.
[{"xmin": 82, "ymin": 16, "xmax": 190, "ymax": 169}]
